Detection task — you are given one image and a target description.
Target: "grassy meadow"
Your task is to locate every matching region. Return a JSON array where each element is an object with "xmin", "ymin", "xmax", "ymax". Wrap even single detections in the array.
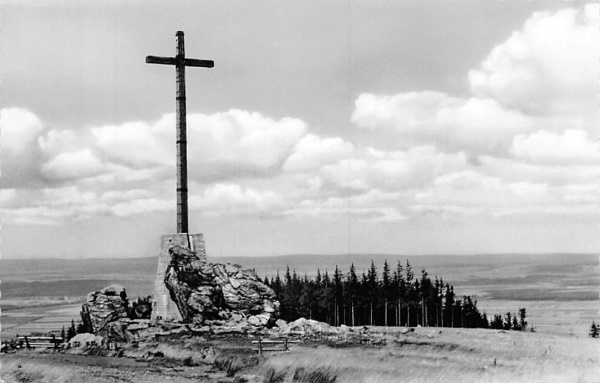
[
  {"xmin": 1, "ymin": 327, "xmax": 598, "ymax": 382},
  {"xmin": 259, "ymin": 327, "xmax": 600, "ymax": 383}
]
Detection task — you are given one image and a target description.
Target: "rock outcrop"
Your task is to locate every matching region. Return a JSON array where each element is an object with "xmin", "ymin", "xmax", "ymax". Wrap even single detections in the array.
[
  {"xmin": 80, "ymin": 284, "xmax": 128, "ymax": 333},
  {"xmin": 67, "ymin": 333, "xmax": 104, "ymax": 349},
  {"xmin": 164, "ymin": 245, "xmax": 279, "ymax": 329},
  {"xmin": 275, "ymin": 317, "xmax": 340, "ymax": 335}
]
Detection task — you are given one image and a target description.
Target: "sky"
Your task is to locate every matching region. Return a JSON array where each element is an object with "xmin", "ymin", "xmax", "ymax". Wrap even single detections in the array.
[{"xmin": 1, "ymin": 0, "xmax": 598, "ymax": 259}]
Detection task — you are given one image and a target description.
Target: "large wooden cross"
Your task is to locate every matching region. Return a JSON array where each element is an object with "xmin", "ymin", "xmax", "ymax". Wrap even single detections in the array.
[{"xmin": 146, "ymin": 31, "xmax": 214, "ymax": 234}]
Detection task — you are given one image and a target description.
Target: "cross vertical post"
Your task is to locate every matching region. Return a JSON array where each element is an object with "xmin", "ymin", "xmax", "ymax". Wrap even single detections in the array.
[
  {"xmin": 175, "ymin": 31, "xmax": 188, "ymax": 234},
  {"xmin": 146, "ymin": 31, "xmax": 214, "ymax": 233}
]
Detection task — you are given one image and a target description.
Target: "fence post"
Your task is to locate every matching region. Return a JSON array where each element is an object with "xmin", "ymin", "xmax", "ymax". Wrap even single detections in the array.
[
  {"xmin": 258, "ymin": 337, "xmax": 262, "ymax": 355},
  {"xmin": 284, "ymin": 338, "xmax": 288, "ymax": 351},
  {"xmin": 24, "ymin": 337, "xmax": 31, "ymax": 350}
]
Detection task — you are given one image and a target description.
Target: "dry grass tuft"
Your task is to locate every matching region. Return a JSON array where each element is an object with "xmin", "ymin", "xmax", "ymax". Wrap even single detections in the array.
[
  {"xmin": 292, "ymin": 365, "xmax": 338, "ymax": 383},
  {"xmin": 213, "ymin": 354, "xmax": 262, "ymax": 377},
  {"xmin": 263, "ymin": 366, "xmax": 288, "ymax": 383}
]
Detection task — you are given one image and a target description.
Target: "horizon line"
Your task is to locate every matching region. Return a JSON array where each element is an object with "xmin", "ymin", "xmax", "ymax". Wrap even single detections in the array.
[{"xmin": 1, "ymin": 251, "xmax": 596, "ymax": 261}]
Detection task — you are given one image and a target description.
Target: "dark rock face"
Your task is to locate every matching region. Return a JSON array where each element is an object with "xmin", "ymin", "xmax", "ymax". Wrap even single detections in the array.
[
  {"xmin": 80, "ymin": 284, "xmax": 129, "ymax": 333},
  {"xmin": 129, "ymin": 296, "xmax": 153, "ymax": 320},
  {"xmin": 164, "ymin": 245, "xmax": 279, "ymax": 328}
]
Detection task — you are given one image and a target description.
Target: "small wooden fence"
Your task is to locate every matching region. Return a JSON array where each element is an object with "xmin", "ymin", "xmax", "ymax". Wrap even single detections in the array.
[
  {"xmin": 252, "ymin": 338, "xmax": 297, "ymax": 354},
  {"xmin": 16, "ymin": 335, "xmax": 64, "ymax": 350}
]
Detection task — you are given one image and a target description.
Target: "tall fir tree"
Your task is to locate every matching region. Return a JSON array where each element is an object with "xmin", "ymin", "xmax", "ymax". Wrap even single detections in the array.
[
  {"xmin": 367, "ymin": 261, "xmax": 378, "ymax": 325},
  {"xmin": 333, "ymin": 265, "xmax": 343, "ymax": 326},
  {"xmin": 348, "ymin": 263, "xmax": 358, "ymax": 326},
  {"xmin": 405, "ymin": 261, "xmax": 414, "ymax": 326},
  {"xmin": 382, "ymin": 260, "xmax": 391, "ymax": 326}
]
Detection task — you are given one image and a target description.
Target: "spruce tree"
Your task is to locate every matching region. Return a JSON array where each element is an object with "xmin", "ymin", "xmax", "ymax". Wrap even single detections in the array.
[
  {"xmin": 518, "ymin": 308, "xmax": 527, "ymax": 331},
  {"xmin": 491, "ymin": 314, "xmax": 503, "ymax": 329},
  {"xmin": 504, "ymin": 312, "xmax": 513, "ymax": 330},
  {"xmin": 298, "ymin": 276, "xmax": 314, "ymax": 319},
  {"xmin": 444, "ymin": 284, "xmax": 455, "ymax": 328},
  {"xmin": 395, "ymin": 260, "xmax": 405, "ymax": 326},
  {"xmin": 67, "ymin": 319, "xmax": 77, "ymax": 340},
  {"xmin": 282, "ymin": 266, "xmax": 300, "ymax": 320},
  {"xmin": 589, "ymin": 321, "xmax": 599, "ymax": 338},
  {"xmin": 481, "ymin": 312, "xmax": 489, "ymax": 328},
  {"xmin": 348, "ymin": 264, "xmax": 358, "ymax": 326},
  {"xmin": 333, "ymin": 266, "xmax": 343, "ymax": 326},
  {"xmin": 405, "ymin": 261, "xmax": 414, "ymax": 326},
  {"xmin": 321, "ymin": 270, "xmax": 333, "ymax": 324},
  {"xmin": 434, "ymin": 277, "xmax": 441, "ymax": 327},
  {"xmin": 367, "ymin": 261, "xmax": 378, "ymax": 325},
  {"xmin": 512, "ymin": 315, "xmax": 520, "ymax": 331},
  {"xmin": 382, "ymin": 260, "xmax": 391, "ymax": 326}
]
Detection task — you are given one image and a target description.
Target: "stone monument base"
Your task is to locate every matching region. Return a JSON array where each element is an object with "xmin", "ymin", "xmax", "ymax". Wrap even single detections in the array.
[{"xmin": 151, "ymin": 233, "xmax": 206, "ymax": 321}]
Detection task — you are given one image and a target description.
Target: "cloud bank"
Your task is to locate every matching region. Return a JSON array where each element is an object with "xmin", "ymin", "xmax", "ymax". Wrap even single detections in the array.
[{"xmin": 2, "ymin": 5, "xmax": 597, "ymax": 228}]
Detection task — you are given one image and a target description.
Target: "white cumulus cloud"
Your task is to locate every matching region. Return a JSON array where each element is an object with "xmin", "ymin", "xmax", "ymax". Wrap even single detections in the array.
[
  {"xmin": 187, "ymin": 110, "xmax": 307, "ymax": 170},
  {"xmin": 469, "ymin": 4, "xmax": 600, "ymax": 118},
  {"xmin": 318, "ymin": 145, "xmax": 468, "ymax": 191},
  {"xmin": 510, "ymin": 129, "xmax": 598, "ymax": 165},
  {"xmin": 190, "ymin": 183, "xmax": 285, "ymax": 217},
  {"xmin": 1, "ymin": 108, "xmax": 46, "ymax": 154},
  {"xmin": 283, "ymin": 134, "xmax": 354, "ymax": 172},
  {"xmin": 92, "ymin": 120, "xmax": 172, "ymax": 168},
  {"xmin": 351, "ymin": 92, "xmax": 533, "ymax": 153},
  {"xmin": 41, "ymin": 149, "xmax": 107, "ymax": 181}
]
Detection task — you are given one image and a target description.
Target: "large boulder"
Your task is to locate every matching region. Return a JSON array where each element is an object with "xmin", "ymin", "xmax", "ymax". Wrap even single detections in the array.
[
  {"xmin": 164, "ymin": 245, "xmax": 280, "ymax": 329},
  {"xmin": 81, "ymin": 284, "xmax": 128, "ymax": 333}
]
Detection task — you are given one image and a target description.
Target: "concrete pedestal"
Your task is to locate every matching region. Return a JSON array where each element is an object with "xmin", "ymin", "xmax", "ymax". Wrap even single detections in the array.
[{"xmin": 151, "ymin": 233, "xmax": 206, "ymax": 321}]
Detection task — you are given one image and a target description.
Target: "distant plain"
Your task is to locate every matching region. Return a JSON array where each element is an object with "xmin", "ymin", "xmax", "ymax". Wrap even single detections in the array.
[{"xmin": 1, "ymin": 253, "xmax": 597, "ymax": 337}]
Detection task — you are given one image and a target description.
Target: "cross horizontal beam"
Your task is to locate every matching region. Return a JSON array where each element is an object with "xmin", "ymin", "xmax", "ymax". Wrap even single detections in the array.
[{"xmin": 146, "ymin": 55, "xmax": 214, "ymax": 68}]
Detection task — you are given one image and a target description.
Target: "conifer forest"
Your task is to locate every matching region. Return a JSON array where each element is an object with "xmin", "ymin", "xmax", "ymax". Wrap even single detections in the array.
[{"xmin": 264, "ymin": 260, "xmax": 528, "ymax": 331}]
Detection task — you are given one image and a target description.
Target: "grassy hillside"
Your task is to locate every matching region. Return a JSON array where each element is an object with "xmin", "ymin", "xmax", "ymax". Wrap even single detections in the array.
[
  {"xmin": 260, "ymin": 327, "xmax": 600, "ymax": 382},
  {"xmin": 1, "ymin": 327, "xmax": 598, "ymax": 382}
]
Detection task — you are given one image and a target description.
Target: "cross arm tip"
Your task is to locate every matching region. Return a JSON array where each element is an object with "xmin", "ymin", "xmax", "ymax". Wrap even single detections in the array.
[{"xmin": 146, "ymin": 55, "xmax": 177, "ymax": 65}]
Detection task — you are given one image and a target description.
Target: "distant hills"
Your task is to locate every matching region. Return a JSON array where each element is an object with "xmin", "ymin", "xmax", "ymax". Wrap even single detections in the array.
[
  {"xmin": 1, "ymin": 253, "xmax": 597, "ymax": 301},
  {"xmin": 2, "ymin": 252, "xmax": 596, "ymax": 278},
  {"xmin": 215, "ymin": 253, "xmax": 598, "ymax": 279}
]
